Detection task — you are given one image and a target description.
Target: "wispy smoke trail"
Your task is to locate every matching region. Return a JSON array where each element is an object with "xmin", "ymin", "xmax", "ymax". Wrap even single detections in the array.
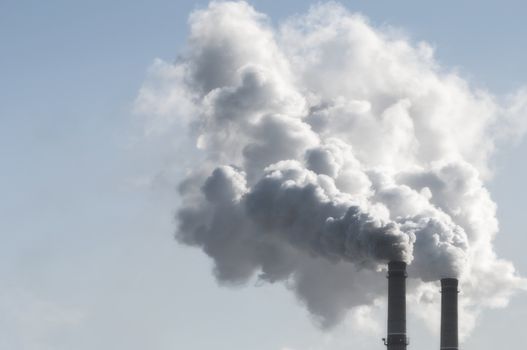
[{"xmin": 136, "ymin": 1, "xmax": 527, "ymax": 334}]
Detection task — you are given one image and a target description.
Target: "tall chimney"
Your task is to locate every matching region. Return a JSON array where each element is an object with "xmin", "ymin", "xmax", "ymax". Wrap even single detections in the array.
[
  {"xmin": 440, "ymin": 278, "xmax": 459, "ymax": 350},
  {"xmin": 384, "ymin": 261, "xmax": 408, "ymax": 350}
]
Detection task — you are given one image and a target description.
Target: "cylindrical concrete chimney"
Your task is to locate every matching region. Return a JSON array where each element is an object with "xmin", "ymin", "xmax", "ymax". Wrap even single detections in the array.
[
  {"xmin": 384, "ymin": 261, "xmax": 408, "ymax": 350},
  {"xmin": 440, "ymin": 278, "xmax": 459, "ymax": 350}
]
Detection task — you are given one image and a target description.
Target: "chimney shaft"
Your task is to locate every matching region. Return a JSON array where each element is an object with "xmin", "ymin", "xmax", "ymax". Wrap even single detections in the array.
[
  {"xmin": 440, "ymin": 278, "xmax": 459, "ymax": 350},
  {"xmin": 384, "ymin": 261, "xmax": 408, "ymax": 350}
]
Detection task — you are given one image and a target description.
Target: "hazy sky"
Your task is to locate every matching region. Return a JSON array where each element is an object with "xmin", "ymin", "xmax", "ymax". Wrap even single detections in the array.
[{"xmin": 1, "ymin": 1, "xmax": 527, "ymax": 350}]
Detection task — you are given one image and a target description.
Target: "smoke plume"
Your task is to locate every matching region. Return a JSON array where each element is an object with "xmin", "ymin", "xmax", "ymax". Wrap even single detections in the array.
[{"xmin": 136, "ymin": 1, "xmax": 527, "ymax": 334}]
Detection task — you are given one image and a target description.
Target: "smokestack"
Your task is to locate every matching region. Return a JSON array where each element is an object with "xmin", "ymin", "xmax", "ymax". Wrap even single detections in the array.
[
  {"xmin": 440, "ymin": 278, "xmax": 459, "ymax": 350},
  {"xmin": 383, "ymin": 261, "xmax": 408, "ymax": 350}
]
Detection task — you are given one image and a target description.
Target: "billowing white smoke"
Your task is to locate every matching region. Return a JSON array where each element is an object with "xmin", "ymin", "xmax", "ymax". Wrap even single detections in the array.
[{"xmin": 136, "ymin": 1, "xmax": 527, "ymax": 335}]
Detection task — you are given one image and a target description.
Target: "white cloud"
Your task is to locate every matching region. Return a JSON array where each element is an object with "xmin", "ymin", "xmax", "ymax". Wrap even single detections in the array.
[{"xmin": 137, "ymin": 0, "xmax": 527, "ymax": 335}]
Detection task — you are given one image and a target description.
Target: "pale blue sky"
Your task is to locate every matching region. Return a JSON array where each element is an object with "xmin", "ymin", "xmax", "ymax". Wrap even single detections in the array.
[{"xmin": 1, "ymin": 1, "xmax": 527, "ymax": 349}]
